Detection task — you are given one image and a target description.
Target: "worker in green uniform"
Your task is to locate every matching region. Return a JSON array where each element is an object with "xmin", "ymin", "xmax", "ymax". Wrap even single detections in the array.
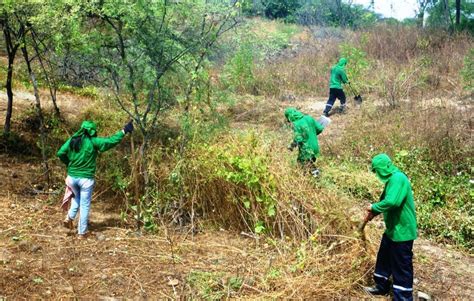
[
  {"xmin": 284, "ymin": 108, "xmax": 324, "ymax": 177},
  {"xmin": 323, "ymin": 57, "xmax": 349, "ymax": 117},
  {"xmin": 57, "ymin": 120, "xmax": 133, "ymax": 238},
  {"xmin": 363, "ymin": 153, "xmax": 418, "ymax": 300}
]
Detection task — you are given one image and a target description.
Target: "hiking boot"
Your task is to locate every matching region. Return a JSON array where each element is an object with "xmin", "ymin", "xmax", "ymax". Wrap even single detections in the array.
[
  {"xmin": 363, "ymin": 286, "xmax": 389, "ymax": 296},
  {"xmin": 323, "ymin": 111, "xmax": 330, "ymax": 117},
  {"xmin": 63, "ymin": 217, "xmax": 73, "ymax": 229}
]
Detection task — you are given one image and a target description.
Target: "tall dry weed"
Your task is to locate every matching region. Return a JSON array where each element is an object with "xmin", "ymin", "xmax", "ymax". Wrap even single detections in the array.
[{"xmin": 252, "ymin": 23, "xmax": 473, "ymax": 100}]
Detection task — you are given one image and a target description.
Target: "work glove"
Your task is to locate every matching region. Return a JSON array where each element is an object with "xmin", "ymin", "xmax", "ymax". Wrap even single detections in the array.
[{"xmin": 123, "ymin": 120, "xmax": 134, "ymax": 134}]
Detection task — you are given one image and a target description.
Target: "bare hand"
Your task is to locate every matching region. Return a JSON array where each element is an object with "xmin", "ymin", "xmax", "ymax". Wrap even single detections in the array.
[{"xmin": 364, "ymin": 204, "xmax": 375, "ymax": 222}]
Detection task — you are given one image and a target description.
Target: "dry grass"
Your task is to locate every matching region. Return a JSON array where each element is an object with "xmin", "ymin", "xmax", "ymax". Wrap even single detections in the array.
[{"xmin": 252, "ymin": 24, "xmax": 473, "ymax": 101}]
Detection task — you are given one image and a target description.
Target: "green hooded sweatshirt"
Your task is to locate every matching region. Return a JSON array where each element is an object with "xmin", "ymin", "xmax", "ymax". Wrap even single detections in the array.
[
  {"xmin": 370, "ymin": 154, "xmax": 418, "ymax": 242},
  {"xmin": 329, "ymin": 58, "xmax": 348, "ymax": 89},
  {"xmin": 57, "ymin": 121, "xmax": 125, "ymax": 179},
  {"xmin": 285, "ymin": 108, "xmax": 324, "ymax": 163}
]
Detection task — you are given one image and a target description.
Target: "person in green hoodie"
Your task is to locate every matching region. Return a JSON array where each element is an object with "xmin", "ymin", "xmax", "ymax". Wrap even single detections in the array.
[
  {"xmin": 57, "ymin": 120, "xmax": 133, "ymax": 238},
  {"xmin": 284, "ymin": 108, "xmax": 324, "ymax": 177},
  {"xmin": 323, "ymin": 58, "xmax": 349, "ymax": 117},
  {"xmin": 363, "ymin": 153, "xmax": 418, "ymax": 301}
]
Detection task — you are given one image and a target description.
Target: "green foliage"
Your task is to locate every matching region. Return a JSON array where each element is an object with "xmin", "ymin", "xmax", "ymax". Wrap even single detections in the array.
[
  {"xmin": 220, "ymin": 19, "xmax": 299, "ymax": 94},
  {"xmin": 239, "ymin": 0, "xmax": 381, "ymax": 27},
  {"xmin": 223, "ymin": 41, "xmax": 256, "ymax": 93},
  {"xmin": 187, "ymin": 270, "xmax": 225, "ymax": 300},
  {"xmin": 212, "ymin": 133, "xmax": 277, "ymax": 232},
  {"xmin": 227, "ymin": 276, "xmax": 244, "ymax": 291},
  {"xmin": 461, "ymin": 48, "xmax": 474, "ymax": 90},
  {"xmin": 425, "ymin": 0, "xmax": 474, "ymax": 32},
  {"xmin": 339, "ymin": 42, "xmax": 370, "ymax": 92},
  {"xmin": 186, "ymin": 270, "xmax": 243, "ymax": 299},
  {"xmin": 393, "ymin": 148, "xmax": 473, "ymax": 250},
  {"xmin": 239, "ymin": 0, "xmax": 265, "ymax": 16},
  {"xmin": 296, "ymin": 1, "xmax": 380, "ymax": 28},
  {"xmin": 263, "ymin": 0, "xmax": 300, "ymax": 21}
]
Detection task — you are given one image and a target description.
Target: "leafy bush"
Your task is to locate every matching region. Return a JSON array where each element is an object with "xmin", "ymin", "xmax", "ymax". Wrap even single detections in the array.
[
  {"xmin": 339, "ymin": 42, "xmax": 370, "ymax": 93},
  {"xmin": 394, "ymin": 149, "xmax": 473, "ymax": 250},
  {"xmin": 222, "ymin": 41, "xmax": 257, "ymax": 94}
]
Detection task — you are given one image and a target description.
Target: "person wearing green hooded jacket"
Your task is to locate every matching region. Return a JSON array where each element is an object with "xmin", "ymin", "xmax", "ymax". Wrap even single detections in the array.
[
  {"xmin": 284, "ymin": 108, "xmax": 324, "ymax": 177},
  {"xmin": 363, "ymin": 153, "xmax": 417, "ymax": 301},
  {"xmin": 57, "ymin": 120, "xmax": 134, "ymax": 238},
  {"xmin": 323, "ymin": 58, "xmax": 349, "ymax": 117}
]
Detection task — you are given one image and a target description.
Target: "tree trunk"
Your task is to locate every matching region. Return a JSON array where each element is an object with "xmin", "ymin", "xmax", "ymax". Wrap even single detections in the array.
[
  {"xmin": 22, "ymin": 45, "xmax": 50, "ymax": 186},
  {"xmin": 335, "ymin": 0, "xmax": 344, "ymax": 27},
  {"xmin": 442, "ymin": 0, "xmax": 451, "ymax": 29},
  {"xmin": 455, "ymin": 0, "xmax": 461, "ymax": 25},
  {"xmin": 2, "ymin": 24, "xmax": 19, "ymax": 134},
  {"xmin": 31, "ymin": 31, "xmax": 61, "ymax": 117},
  {"xmin": 36, "ymin": 50, "xmax": 60, "ymax": 117},
  {"xmin": 4, "ymin": 54, "xmax": 15, "ymax": 134}
]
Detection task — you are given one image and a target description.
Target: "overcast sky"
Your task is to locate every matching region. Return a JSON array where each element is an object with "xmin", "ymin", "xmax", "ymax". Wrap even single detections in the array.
[{"xmin": 351, "ymin": 0, "xmax": 419, "ymax": 20}]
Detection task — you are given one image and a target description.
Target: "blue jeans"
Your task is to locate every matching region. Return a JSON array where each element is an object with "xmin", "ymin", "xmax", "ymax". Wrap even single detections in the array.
[{"xmin": 66, "ymin": 176, "xmax": 95, "ymax": 235}]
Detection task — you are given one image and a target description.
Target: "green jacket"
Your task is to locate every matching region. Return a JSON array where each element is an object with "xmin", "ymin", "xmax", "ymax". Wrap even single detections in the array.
[
  {"xmin": 370, "ymin": 154, "xmax": 418, "ymax": 242},
  {"xmin": 285, "ymin": 108, "xmax": 324, "ymax": 163},
  {"xmin": 57, "ymin": 121, "xmax": 125, "ymax": 179},
  {"xmin": 329, "ymin": 58, "xmax": 348, "ymax": 89}
]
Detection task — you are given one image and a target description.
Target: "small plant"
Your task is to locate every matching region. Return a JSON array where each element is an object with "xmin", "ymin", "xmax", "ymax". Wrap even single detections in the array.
[
  {"xmin": 227, "ymin": 276, "xmax": 243, "ymax": 291},
  {"xmin": 187, "ymin": 270, "xmax": 225, "ymax": 300}
]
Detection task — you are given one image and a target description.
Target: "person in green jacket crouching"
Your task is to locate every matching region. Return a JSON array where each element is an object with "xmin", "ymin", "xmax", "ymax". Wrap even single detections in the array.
[
  {"xmin": 363, "ymin": 153, "xmax": 418, "ymax": 301},
  {"xmin": 57, "ymin": 120, "xmax": 133, "ymax": 238},
  {"xmin": 323, "ymin": 57, "xmax": 349, "ymax": 117},
  {"xmin": 284, "ymin": 108, "xmax": 324, "ymax": 177}
]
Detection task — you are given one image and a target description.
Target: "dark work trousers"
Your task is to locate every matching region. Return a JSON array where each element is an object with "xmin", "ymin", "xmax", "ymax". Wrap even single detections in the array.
[
  {"xmin": 374, "ymin": 234, "xmax": 414, "ymax": 301},
  {"xmin": 323, "ymin": 88, "xmax": 346, "ymax": 114}
]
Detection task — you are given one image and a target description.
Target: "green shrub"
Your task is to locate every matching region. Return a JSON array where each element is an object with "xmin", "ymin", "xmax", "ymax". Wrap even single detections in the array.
[
  {"xmin": 339, "ymin": 42, "xmax": 370, "ymax": 93},
  {"xmin": 222, "ymin": 41, "xmax": 257, "ymax": 94}
]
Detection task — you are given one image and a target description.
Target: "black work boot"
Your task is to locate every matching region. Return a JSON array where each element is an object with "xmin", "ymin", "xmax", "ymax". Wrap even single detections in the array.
[{"xmin": 363, "ymin": 286, "xmax": 390, "ymax": 296}]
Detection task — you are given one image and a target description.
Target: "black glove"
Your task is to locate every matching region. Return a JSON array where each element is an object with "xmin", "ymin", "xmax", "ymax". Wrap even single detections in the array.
[
  {"xmin": 288, "ymin": 141, "xmax": 297, "ymax": 151},
  {"xmin": 123, "ymin": 120, "xmax": 134, "ymax": 134}
]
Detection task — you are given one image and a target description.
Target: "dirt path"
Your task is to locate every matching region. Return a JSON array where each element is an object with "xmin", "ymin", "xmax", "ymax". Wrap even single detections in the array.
[{"xmin": 0, "ymin": 89, "xmax": 92, "ymax": 123}]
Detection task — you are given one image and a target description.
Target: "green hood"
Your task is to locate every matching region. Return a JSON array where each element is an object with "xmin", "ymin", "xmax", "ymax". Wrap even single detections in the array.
[
  {"xmin": 284, "ymin": 107, "xmax": 304, "ymax": 122},
  {"xmin": 371, "ymin": 153, "xmax": 399, "ymax": 183},
  {"xmin": 72, "ymin": 120, "xmax": 98, "ymax": 138},
  {"xmin": 329, "ymin": 58, "xmax": 349, "ymax": 89},
  {"xmin": 337, "ymin": 57, "xmax": 347, "ymax": 67}
]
